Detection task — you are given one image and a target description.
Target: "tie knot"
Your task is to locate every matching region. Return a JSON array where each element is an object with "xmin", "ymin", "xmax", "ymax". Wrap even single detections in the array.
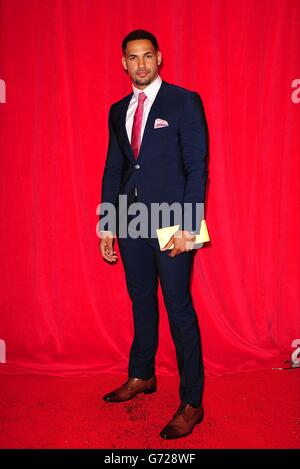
[{"xmin": 138, "ymin": 91, "xmax": 147, "ymax": 103}]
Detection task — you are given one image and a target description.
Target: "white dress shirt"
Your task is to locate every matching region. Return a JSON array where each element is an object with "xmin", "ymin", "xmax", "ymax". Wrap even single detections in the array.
[{"xmin": 126, "ymin": 74, "xmax": 162, "ymax": 142}]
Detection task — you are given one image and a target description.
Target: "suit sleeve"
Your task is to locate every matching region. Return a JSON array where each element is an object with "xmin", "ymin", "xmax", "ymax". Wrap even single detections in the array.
[
  {"xmin": 99, "ymin": 105, "xmax": 124, "ymax": 233},
  {"xmin": 179, "ymin": 92, "xmax": 208, "ymax": 233}
]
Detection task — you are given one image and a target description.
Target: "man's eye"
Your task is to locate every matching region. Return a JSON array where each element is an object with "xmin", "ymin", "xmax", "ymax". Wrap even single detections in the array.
[{"xmin": 146, "ymin": 55, "xmax": 152, "ymax": 58}]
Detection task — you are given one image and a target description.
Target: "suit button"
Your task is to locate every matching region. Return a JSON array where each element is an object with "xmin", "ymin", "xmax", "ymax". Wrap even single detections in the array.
[{"xmin": 135, "ymin": 164, "xmax": 140, "ymax": 169}]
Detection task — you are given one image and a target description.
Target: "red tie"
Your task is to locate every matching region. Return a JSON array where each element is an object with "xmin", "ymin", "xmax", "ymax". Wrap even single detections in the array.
[{"xmin": 131, "ymin": 91, "xmax": 147, "ymax": 159}]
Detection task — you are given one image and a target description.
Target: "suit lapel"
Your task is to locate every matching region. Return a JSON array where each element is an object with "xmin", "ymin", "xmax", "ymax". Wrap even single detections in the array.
[
  {"xmin": 137, "ymin": 81, "xmax": 168, "ymax": 161},
  {"xmin": 118, "ymin": 93, "xmax": 134, "ymax": 162},
  {"xmin": 118, "ymin": 81, "xmax": 168, "ymax": 163}
]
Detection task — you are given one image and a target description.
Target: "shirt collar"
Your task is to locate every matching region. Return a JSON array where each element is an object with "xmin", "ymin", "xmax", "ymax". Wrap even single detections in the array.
[{"xmin": 132, "ymin": 74, "xmax": 162, "ymax": 101}]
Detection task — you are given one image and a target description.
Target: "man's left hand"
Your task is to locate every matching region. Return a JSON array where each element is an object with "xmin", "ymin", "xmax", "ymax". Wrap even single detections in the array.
[{"xmin": 162, "ymin": 230, "xmax": 196, "ymax": 257}]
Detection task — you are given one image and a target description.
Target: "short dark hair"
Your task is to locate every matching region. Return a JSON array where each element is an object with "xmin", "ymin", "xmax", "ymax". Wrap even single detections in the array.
[{"xmin": 122, "ymin": 29, "xmax": 159, "ymax": 53}]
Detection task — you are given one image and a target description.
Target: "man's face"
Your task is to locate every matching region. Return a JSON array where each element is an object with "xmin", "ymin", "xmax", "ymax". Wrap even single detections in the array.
[{"xmin": 122, "ymin": 39, "xmax": 162, "ymax": 89}]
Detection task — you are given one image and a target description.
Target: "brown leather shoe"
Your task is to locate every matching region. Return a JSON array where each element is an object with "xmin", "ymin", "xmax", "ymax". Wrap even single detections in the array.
[
  {"xmin": 103, "ymin": 376, "xmax": 157, "ymax": 402},
  {"xmin": 160, "ymin": 403, "xmax": 204, "ymax": 439}
]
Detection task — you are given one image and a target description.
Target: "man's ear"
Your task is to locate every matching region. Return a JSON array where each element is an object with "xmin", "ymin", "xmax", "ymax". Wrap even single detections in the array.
[
  {"xmin": 121, "ymin": 56, "xmax": 128, "ymax": 72},
  {"xmin": 157, "ymin": 50, "xmax": 162, "ymax": 66}
]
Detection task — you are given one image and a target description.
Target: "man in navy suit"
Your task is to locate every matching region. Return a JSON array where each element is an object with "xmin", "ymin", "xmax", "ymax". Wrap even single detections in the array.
[{"xmin": 98, "ymin": 30, "xmax": 208, "ymax": 439}]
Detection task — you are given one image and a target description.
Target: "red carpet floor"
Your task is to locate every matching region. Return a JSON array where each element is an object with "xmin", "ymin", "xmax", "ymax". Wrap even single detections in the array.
[{"xmin": 0, "ymin": 369, "xmax": 299, "ymax": 449}]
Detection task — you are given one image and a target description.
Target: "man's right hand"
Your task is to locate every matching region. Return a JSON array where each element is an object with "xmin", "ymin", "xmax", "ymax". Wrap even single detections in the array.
[{"xmin": 99, "ymin": 232, "xmax": 118, "ymax": 263}]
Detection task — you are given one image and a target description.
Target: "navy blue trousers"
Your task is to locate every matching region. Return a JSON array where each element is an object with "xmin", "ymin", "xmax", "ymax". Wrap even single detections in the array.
[{"xmin": 117, "ymin": 232, "xmax": 204, "ymax": 407}]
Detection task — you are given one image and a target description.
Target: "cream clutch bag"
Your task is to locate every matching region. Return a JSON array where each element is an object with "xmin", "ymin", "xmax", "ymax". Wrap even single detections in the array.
[{"xmin": 156, "ymin": 219, "xmax": 210, "ymax": 251}]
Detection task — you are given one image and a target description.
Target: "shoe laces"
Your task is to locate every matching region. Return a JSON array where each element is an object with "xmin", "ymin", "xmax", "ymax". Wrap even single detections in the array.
[
  {"xmin": 123, "ymin": 378, "xmax": 132, "ymax": 387},
  {"xmin": 123, "ymin": 377, "xmax": 140, "ymax": 389},
  {"xmin": 174, "ymin": 403, "xmax": 187, "ymax": 417}
]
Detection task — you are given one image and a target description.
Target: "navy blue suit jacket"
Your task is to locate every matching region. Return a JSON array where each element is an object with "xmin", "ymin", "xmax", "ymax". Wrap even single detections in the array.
[{"xmin": 99, "ymin": 80, "xmax": 208, "ymax": 235}]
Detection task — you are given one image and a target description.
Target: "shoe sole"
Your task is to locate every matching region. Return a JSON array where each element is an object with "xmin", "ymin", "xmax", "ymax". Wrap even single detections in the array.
[
  {"xmin": 103, "ymin": 386, "xmax": 157, "ymax": 402},
  {"xmin": 143, "ymin": 386, "xmax": 157, "ymax": 394}
]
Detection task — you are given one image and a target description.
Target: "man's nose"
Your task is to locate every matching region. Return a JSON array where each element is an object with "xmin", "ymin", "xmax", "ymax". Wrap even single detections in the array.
[{"xmin": 138, "ymin": 59, "xmax": 145, "ymax": 68}]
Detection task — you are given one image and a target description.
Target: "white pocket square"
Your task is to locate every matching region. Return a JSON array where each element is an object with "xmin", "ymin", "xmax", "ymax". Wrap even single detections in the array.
[{"xmin": 154, "ymin": 118, "xmax": 169, "ymax": 129}]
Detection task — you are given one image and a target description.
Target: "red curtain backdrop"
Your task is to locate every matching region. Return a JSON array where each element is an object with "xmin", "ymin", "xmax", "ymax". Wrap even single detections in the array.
[{"xmin": 0, "ymin": 0, "xmax": 299, "ymax": 376}]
